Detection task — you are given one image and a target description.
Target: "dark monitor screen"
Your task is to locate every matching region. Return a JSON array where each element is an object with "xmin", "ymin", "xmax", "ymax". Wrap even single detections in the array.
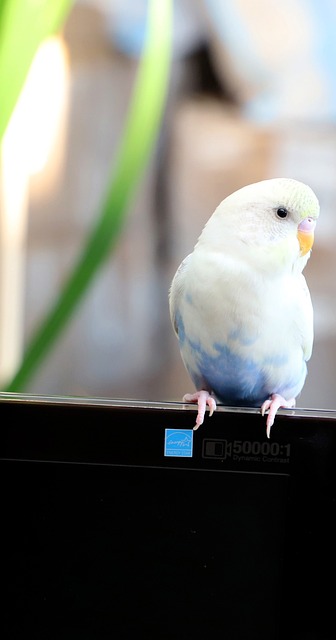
[{"xmin": 1, "ymin": 394, "xmax": 335, "ymax": 639}]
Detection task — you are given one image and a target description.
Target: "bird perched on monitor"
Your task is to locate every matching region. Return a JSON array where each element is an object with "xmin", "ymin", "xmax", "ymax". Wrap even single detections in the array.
[{"xmin": 169, "ymin": 178, "xmax": 319, "ymax": 438}]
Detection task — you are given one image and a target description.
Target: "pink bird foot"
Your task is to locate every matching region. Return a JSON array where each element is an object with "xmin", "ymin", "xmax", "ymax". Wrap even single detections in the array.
[
  {"xmin": 261, "ymin": 394, "xmax": 296, "ymax": 438},
  {"xmin": 183, "ymin": 390, "xmax": 217, "ymax": 430}
]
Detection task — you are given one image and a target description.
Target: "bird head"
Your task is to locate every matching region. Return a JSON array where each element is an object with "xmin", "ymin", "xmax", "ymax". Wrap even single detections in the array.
[{"xmin": 198, "ymin": 178, "xmax": 320, "ymax": 271}]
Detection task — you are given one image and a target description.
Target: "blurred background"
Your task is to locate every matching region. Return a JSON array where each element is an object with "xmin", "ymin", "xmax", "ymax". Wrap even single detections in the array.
[{"xmin": 1, "ymin": 0, "xmax": 336, "ymax": 409}]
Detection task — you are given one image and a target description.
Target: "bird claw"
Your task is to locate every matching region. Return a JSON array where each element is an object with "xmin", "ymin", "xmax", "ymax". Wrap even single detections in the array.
[
  {"xmin": 182, "ymin": 390, "xmax": 295, "ymax": 437},
  {"xmin": 261, "ymin": 394, "xmax": 295, "ymax": 438},
  {"xmin": 183, "ymin": 390, "xmax": 217, "ymax": 430}
]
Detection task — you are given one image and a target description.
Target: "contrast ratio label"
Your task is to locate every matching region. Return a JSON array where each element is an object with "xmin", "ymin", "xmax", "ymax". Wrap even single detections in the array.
[{"xmin": 202, "ymin": 438, "xmax": 291, "ymax": 465}]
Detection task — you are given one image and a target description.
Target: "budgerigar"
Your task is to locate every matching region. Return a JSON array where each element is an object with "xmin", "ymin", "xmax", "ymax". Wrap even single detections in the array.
[{"xmin": 169, "ymin": 178, "xmax": 319, "ymax": 438}]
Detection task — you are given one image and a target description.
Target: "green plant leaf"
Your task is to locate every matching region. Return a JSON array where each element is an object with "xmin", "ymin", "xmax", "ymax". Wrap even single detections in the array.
[
  {"xmin": 0, "ymin": 0, "xmax": 73, "ymax": 146},
  {"xmin": 4, "ymin": 0, "xmax": 173, "ymax": 392}
]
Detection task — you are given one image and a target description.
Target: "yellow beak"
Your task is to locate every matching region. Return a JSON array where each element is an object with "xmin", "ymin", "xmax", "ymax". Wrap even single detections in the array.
[{"xmin": 297, "ymin": 217, "xmax": 316, "ymax": 256}]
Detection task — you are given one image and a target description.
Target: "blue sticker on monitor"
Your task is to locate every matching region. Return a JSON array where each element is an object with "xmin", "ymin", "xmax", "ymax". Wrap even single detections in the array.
[{"xmin": 164, "ymin": 429, "xmax": 193, "ymax": 457}]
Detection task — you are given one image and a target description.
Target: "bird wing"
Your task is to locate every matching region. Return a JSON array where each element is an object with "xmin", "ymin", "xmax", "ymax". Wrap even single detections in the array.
[
  {"xmin": 169, "ymin": 254, "xmax": 191, "ymax": 337},
  {"xmin": 295, "ymin": 273, "xmax": 314, "ymax": 362}
]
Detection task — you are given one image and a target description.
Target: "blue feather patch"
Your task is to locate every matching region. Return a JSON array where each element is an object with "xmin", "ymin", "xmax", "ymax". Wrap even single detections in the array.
[{"xmin": 182, "ymin": 337, "xmax": 306, "ymax": 407}]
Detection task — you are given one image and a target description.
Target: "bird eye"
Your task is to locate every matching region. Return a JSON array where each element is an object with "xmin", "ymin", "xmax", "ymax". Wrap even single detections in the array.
[{"xmin": 276, "ymin": 207, "xmax": 288, "ymax": 219}]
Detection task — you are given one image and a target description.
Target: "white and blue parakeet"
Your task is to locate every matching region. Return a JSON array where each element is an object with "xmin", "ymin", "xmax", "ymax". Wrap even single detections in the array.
[{"xmin": 169, "ymin": 178, "xmax": 319, "ymax": 437}]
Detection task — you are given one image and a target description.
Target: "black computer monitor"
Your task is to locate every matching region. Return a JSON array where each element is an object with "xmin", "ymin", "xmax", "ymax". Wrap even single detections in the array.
[{"xmin": 1, "ymin": 393, "xmax": 335, "ymax": 639}]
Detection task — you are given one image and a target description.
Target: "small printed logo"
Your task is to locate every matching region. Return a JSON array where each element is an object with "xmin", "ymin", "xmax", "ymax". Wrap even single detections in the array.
[{"xmin": 164, "ymin": 429, "xmax": 193, "ymax": 458}]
